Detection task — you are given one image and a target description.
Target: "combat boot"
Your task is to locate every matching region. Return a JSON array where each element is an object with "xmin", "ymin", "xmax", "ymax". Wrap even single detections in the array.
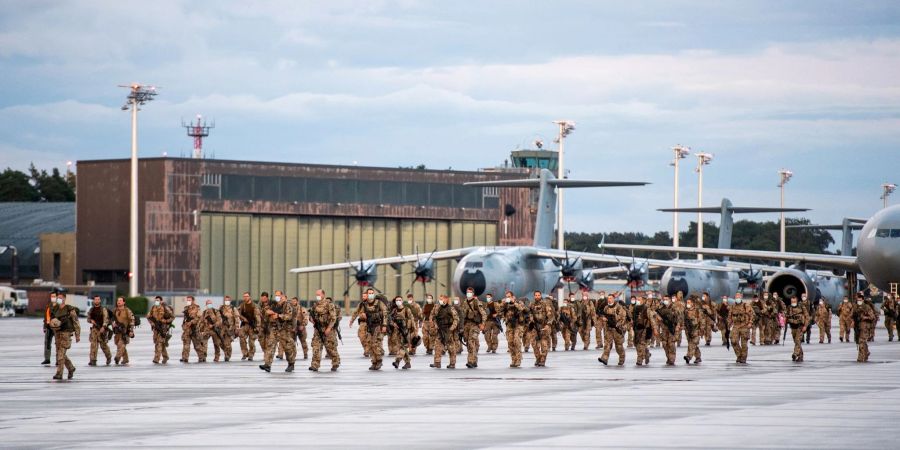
[
  {"xmin": 88, "ymin": 360, "xmax": 97, "ymax": 366},
  {"xmin": 309, "ymin": 366, "xmax": 318, "ymax": 372},
  {"xmin": 114, "ymin": 357, "xmax": 120, "ymax": 365},
  {"xmin": 392, "ymin": 360, "xmax": 400, "ymax": 369},
  {"xmin": 259, "ymin": 364, "xmax": 271, "ymax": 372},
  {"xmin": 683, "ymin": 355, "xmax": 691, "ymax": 364},
  {"xmin": 465, "ymin": 363, "xmax": 474, "ymax": 368},
  {"xmin": 598, "ymin": 357, "xmax": 607, "ymax": 365},
  {"xmin": 52, "ymin": 374, "xmax": 62, "ymax": 380},
  {"xmin": 285, "ymin": 364, "xmax": 294, "ymax": 372},
  {"xmin": 152, "ymin": 360, "xmax": 160, "ymax": 365},
  {"xmin": 402, "ymin": 362, "xmax": 411, "ymax": 370},
  {"xmin": 41, "ymin": 359, "xmax": 50, "ymax": 365},
  {"xmin": 67, "ymin": 368, "xmax": 75, "ymax": 379},
  {"xmin": 695, "ymin": 358, "xmax": 702, "ymax": 364},
  {"xmin": 162, "ymin": 357, "xmax": 169, "ymax": 364},
  {"xmin": 617, "ymin": 359, "xmax": 625, "ymax": 366},
  {"xmin": 368, "ymin": 364, "xmax": 378, "ymax": 370},
  {"xmin": 446, "ymin": 364, "xmax": 455, "ymax": 369},
  {"xmin": 429, "ymin": 363, "xmax": 440, "ymax": 368},
  {"xmin": 426, "ymin": 349, "xmax": 433, "ymax": 355},
  {"xmin": 331, "ymin": 365, "xmax": 339, "ymax": 372}
]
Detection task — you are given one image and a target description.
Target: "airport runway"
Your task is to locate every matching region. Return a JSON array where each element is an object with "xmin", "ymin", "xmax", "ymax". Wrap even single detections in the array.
[{"xmin": 1, "ymin": 317, "xmax": 898, "ymax": 449}]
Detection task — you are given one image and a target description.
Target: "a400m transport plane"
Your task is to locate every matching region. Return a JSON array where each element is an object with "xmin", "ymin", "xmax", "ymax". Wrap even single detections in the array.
[{"xmin": 290, "ymin": 169, "xmax": 736, "ymax": 299}]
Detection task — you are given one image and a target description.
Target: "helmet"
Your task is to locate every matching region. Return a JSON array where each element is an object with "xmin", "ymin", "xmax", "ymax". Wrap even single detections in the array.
[{"xmin": 49, "ymin": 318, "xmax": 61, "ymax": 329}]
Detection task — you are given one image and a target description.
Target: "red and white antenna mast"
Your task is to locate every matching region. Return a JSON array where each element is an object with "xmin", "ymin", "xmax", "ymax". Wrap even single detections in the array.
[{"xmin": 183, "ymin": 114, "xmax": 214, "ymax": 159}]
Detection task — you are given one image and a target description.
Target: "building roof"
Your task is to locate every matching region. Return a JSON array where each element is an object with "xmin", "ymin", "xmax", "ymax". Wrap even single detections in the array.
[{"xmin": 0, "ymin": 202, "xmax": 75, "ymax": 278}]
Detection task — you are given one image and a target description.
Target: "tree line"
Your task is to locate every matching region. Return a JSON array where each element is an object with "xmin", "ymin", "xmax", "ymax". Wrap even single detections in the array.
[{"xmin": 0, "ymin": 164, "xmax": 75, "ymax": 202}]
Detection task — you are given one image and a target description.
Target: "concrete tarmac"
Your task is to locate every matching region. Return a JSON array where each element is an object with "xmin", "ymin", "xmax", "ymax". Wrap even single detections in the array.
[{"xmin": 1, "ymin": 317, "xmax": 898, "ymax": 449}]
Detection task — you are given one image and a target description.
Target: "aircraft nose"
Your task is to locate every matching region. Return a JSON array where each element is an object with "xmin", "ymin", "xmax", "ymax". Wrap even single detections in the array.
[
  {"xmin": 460, "ymin": 270, "xmax": 487, "ymax": 296},
  {"xmin": 667, "ymin": 278, "xmax": 689, "ymax": 297}
]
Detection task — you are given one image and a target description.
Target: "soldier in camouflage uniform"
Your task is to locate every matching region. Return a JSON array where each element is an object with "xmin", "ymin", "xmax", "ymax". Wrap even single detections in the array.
[
  {"xmin": 729, "ymin": 293, "xmax": 754, "ymax": 364},
  {"xmin": 624, "ymin": 297, "xmax": 634, "ymax": 348},
  {"xmin": 238, "ymin": 292, "xmax": 260, "ymax": 361},
  {"xmin": 430, "ymin": 294, "xmax": 459, "ymax": 369},
  {"xmin": 112, "ymin": 296, "xmax": 135, "ymax": 365},
  {"xmin": 673, "ymin": 292, "xmax": 685, "ymax": 347},
  {"xmin": 785, "ymin": 295, "xmax": 809, "ymax": 361},
  {"xmin": 598, "ymin": 294, "xmax": 626, "ymax": 366},
  {"xmin": 389, "ymin": 297, "xmax": 416, "ymax": 369},
  {"xmin": 87, "ymin": 295, "xmax": 112, "ymax": 366},
  {"xmin": 147, "ymin": 296, "xmax": 174, "ymax": 364},
  {"xmin": 421, "ymin": 294, "xmax": 436, "ymax": 355},
  {"xmin": 361, "ymin": 289, "xmax": 388, "ymax": 370},
  {"xmin": 632, "ymin": 296, "xmax": 652, "ymax": 366},
  {"xmin": 201, "ymin": 299, "xmax": 225, "ymax": 362},
  {"xmin": 291, "ymin": 297, "xmax": 309, "ymax": 359},
  {"xmin": 483, "ymin": 293, "xmax": 502, "ymax": 353},
  {"xmin": 219, "ymin": 296, "xmax": 240, "ymax": 361},
  {"xmin": 837, "ymin": 296, "xmax": 853, "ymax": 342},
  {"xmin": 575, "ymin": 293, "xmax": 593, "ymax": 350},
  {"xmin": 501, "ymin": 291, "xmax": 527, "ymax": 368},
  {"xmin": 460, "ymin": 287, "xmax": 487, "ymax": 368},
  {"xmin": 349, "ymin": 292, "xmax": 371, "ymax": 358},
  {"xmin": 853, "ymin": 295, "xmax": 876, "ymax": 362},
  {"xmin": 309, "ymin": 290, "xmax": 340, "ymax": 372},
  {"xmin": 682, "ymin": 296, "xmax": 704, "ymax": 364},
  {"xmin": 259, "ymin": 291, "xmax": 296, "ymax": 372},
  {"xmin": 257, "ymin": 292, "xmax": 272, "ymax": 359},
  {"xmin": 559, "ymin": 296, "xmax": 577, "ymax": 351},
  {"xmin": 750, "ymin": 294, "xmax": 764, "ymax": 345},
  {"xmin": 881, "ymin": 293, "xmax": 897, "ymax": 342},
  {"xmin": 717, "ymin": 295, "xmax": 731, "ymax": 346},
  {"xmin": 700, "ymin": 293, "xmax": 716, "ymax": 346},
  {"xmin": 49, "ymin": 294, "xmax": 80, "ymax": 380},
  {"xmin": 815, "ymin": 299, "xmax": 832, "ymax": 344},
  {"xmin": 530, "ymin": 291, "xmax": 555, "ymax": 367},
  {"xmin": 656, "ymin": 296, "xmax": 679, "ymax": 365},
  {"xmin": 181, "ymin": 296, "xmax": 204, "ymax": 362},
  {"xmin": 404, "ymin": 294, "xmax": 423, "ymax": 355}
]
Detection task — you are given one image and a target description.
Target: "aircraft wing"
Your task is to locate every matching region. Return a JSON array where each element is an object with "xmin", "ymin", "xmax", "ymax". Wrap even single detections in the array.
[
  {"xmin": 288, "ymin": 247, "xmax": 478, "ymax": 274},
  {"xmin": 532, "ymin": 249, "xmax": 739, "ymax": 273},
  {"xmin": 601, "ymin": 244, "xmax": 860, "ymax": 272}
]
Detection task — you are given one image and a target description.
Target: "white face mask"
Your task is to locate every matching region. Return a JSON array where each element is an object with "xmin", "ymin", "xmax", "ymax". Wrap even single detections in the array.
[
  {"xmin": 466, "ymin": 292, "xmax": 473, "ymax": 299},
  {"xmin": 735, "ymin": 298, "xmax": 743, "ymax": 304},
  {"xmin": 407, "ymin": 299, "xmax": 413, "ymax": 304},
  {"xmin": 57, "ymin": 298, "xmax": 64, "ymax": 305},
  {"xmin": 224, "ymin": 301, "xmax": 230, "ymax": 306},
  {"xmin": 186, "ymin": 300, "xmax": 193, "ymax": 305},
  {"xmin": 801, "ymin": 297, "xmax": 807, "ymax": 301},
  {"xmin": 154, "ymin": 300, "xmax": 161, "ymax": 306},
  {"xmin": 635, "ymin": 300, "xmax": 642, "ymax": 306},
  {"xmin": 843, "ymin": 299, "xmax": 849, "ymax": 303},
  {"xmin": 486, "ymin": 297, "xmax": 492, "ymax": 302},
  {"xmin": 662, "ymin": 300, "xmax": 670, "ymax": 306},
  {"xmin": 205, "ymin": 304, "xmax": 211, "ymax": 309},
  {"xmin": 791, "ymin": 302, "xmax": 798, "ymax": 307},
  {"xmin": 426, "ymin": 297, "xmax": 433, "ymax": 303},
  {"xmin": 453, "ymin": 300, "xmax": 459, "ymax": 305},
  {"xmin": 857, "ymin": 300, "xmax": 863, "ymax": 305},
  {"xmin": 504, "ymin": 297, "xmax": 512, "ymax": 303},
  {"xmin": 687, "ymin": 304, "xmax": 693, "ymax": 309},
  {"xmin": 316, "ymin": 295, "xmax": 322, "ymax": 301},
  {"xmin": 395, "ymin": 301, "xmax": 403, "ymax": 307}
]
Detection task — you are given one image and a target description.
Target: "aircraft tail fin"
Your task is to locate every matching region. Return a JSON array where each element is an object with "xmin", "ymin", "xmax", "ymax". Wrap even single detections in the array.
[{"xmin": 788, "ymin": 218, "xmax": 863, "ymax": 256}]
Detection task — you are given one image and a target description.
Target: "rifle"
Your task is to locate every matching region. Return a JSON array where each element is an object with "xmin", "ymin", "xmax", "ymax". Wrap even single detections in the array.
[
  {"xmin": 725, "ymin": 323, "xmax": 731, "ymax": 350},
  {"xmin": 781, "ymin": 318, "xmax": 788, "ymax": 346},
  {"xmin": 112, "ymin": 321, "xmax": 130, "ymax": 345},
  {"xmin": 205, "ymin": 314, "xmax": 226, "ymax": 344},
  {"xmin": 309, "ymin": 309, "xmax": 328, "ymax": 344},
  {"xmin": 388, "ymin": 313, "xmax": 410, "ymax": 346},
  {"xmin": 334, "ymin": 315, "xmax": 343, "ymax": 344},
  {"xmin": 149, "ymin": 317, "xmax": 172, "ymax": 340}
]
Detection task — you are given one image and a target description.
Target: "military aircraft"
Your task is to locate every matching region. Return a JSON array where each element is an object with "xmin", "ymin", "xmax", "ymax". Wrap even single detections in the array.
[
  {"xmin": 289, "ymin": 169, "xmax": 737, "ymax": 299},
  {"xmin": 603, "ymin": 204, "xmax": 900, "ymax": 307}
]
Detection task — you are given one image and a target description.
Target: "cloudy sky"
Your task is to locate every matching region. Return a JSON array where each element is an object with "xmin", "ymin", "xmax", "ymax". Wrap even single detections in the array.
[{"xmin": 2, "ymin": 1, "xmax": 899, "ymax": 242}]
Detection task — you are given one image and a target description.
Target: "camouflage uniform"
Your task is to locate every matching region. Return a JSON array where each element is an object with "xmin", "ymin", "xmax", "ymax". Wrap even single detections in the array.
[
  {"xmin": 672, "ymin": 296, "xmax": 685, "ymax": 347},
  {"xmin": 43, "ymin": 303, "xmax": 57, "ymax": 364},
  {"xmin": 815, "ymin": 302, "xmax": 832, "ymax": 343},
  {"xmin": 201, "ymin": 306, "xmax": 225, "ymax": 362},
  {"xmin": 51, "ymin": 304, "xmax": 80, "ymax": 380},
  {"xmin": 389, "ymin": 304, "xmax": 416, "ymax": 369},
  {"xmin": 483, "ymin": 300, "xmax": 502, "ymax": 353},
  {"xmin": 112, "ymin": 305, "xmax": 135, "ymax": 365},
  {"xmin": 530, "ymin": 297, "xmax": 555, "ymax": 367},
  {"xmin": 462, "ymin": 297, "xmax": 487, "ymax": 368},
  {"xmin": 350, "ymin": 301, "xmax": 370, "ymax": 357},
  {"xmin": 882, "ymin": 295, "xmax": 897, "ymax": 342},
  {"xmin": 574, "ymin": 297, "xmax": 593, "ymax": 350},
  {"xmin": 87, "ymin": 305, "xmax": 112, "ymax": 365},
  {"xmin": 406, "ymin": 299, "xmax": 423, "ymax": 355},
  {"xmin": 786, "ymin": 302, "xmax": 810, "ymax": 362},
  {"xmin": 624, "ymin": 301, "xmax": 635, "ymax": 348},
  {"xmin": 295, "ymin": 304, "xmax": 309, "ymax": 359},
  {"xmin": 771, "ymin": 296, "xmax": 786, "ymax": 344},
  {"xmin": 683, "ymin": 303, "xmax": 704, "ymax": 363},
  {"xmin": 218, "ymin": 303, "xmax": 240, "ymax": 361},
  {"xmin": 148, "ymin": 303, "xmax": 174, "ymax": 364},
  {"xmin": 656, "ymin": 303, "xmax": 679, "ymax": 365},
  {"xmin": 750, "ymin": 299, "xmax": 764, "ymax": 345},
  {"xmin": 430, "ymin": 301, "xmax": 459, "ymax": 368},
  {"xmin": 598, "ymin": 301, "xmax": 626, "ymax": 366},
  {"xmin": 729, "ymin": 301, "xmax": 754, "ymax": 363},
  {"xmin": 632, "ymin": 302, "xmax": 652, "ymax": 365},
  {"xmin": 262, "ymin": 300, "xmax": 296, "ymax": 371},
  {"xmin": 181, "ymin": 303, "xmax": 205, "ymax": 362},
  {"xmin": 717, "ymin": 301, "xmax": 731, "ymax": 346},
  {"xmin": 853, "ymin": 300, "xmax": 876, "ymax": 362},
  {"xmin": 421, "ymin": 301, "xmax": 436, "ymax": 354},
  {"xmin": 592, "ymin": 298, "xmax": 607, "ymax": 349},
  {"xmin": 700, "ymin": 297, "xmax": 716, "ymax": 345},
  {"xmin": 837, "ymin": 300, "xmax": 854, "ymax": 342},
  {"xmin": 309, "ymin": 297, "xmax": 340, "ymax": 371},
  {"xmin": 363, "ymin": 298, "xmax": 389, "ymax": 370},
  {"xmin": 238, "ymin": 299, "xmax": 261, "ymax": 360},
  {"xmin": 559, "ymin": 302, "xmax": 577, "ymax": 351},
  {"xmin": 502, "ymin": 298, "xmax": 528, "ymax": 367}
]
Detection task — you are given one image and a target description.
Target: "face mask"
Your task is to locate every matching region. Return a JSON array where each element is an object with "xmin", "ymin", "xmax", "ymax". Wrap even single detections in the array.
[
  {"xmin": 735, "ymin": 298, "xmax": 742, "ymax": 304},
  {"xmin": 504, "ymin": 298, "xmax": 512, "ymax": 303},
  {"xmin": 154, "ymin": 300, "xmax": 160, "ymax": 306},
  {"xmin": 426, "ymin": 297, "xmax": 433, "ymax": 303},
  {"xmin": 687, "ymin": 304, "xmax": 693, "ymax": 309},
  {"xmin": 316, "ymin": 295, "xmax": 322, "ymax": 301},
  {"xmin": 662, "ymin": 300, "xmax": 670, "ymax": 306},
  {"xmin": 186, "ymin": 300, "xmax": 193, "ymax": 305},
  {"xmin": 453, "ymin": 300, "xmax": 459, "ymax": 305},
  {"xmin": 843, "ymin": 299, "xmax": 849, "ymax": 303},
  {"xmin": 466, "ymin": 293, "xmax": 473, "ymax": 299},
  {"xmin": 395, "ymin": 301, "xmax": 402, "ymax": 307},
  {"xmin": 582, "ymin": 297, "xmax": 588, "ymax": 301},
  {"xmin": 857, "ymin": 300, "xmax": 863, "ymax": 305},
  {"xmin": 635, "ymin": 300, "xmax": 642, "ymax": 306},
  {"xmin": 801, "ymin": 297, "xmax": 807, "ymax": 301},
  {"xmin": 57, "ymin": 298, "xmax": 64, "ymax": 305},
  {"xmin": 791, "ymin": 302, "xmax": 797, "ymax": 307},
  {"xmin": 205, "ymin": 304, "xmax": 211, "ymax": 309},
  {"xmin": 224, "ymin": 301, "xmax": 230, "ymax": 306},
  {"xmin": 407, "ymin": 300, "xmax": 413, "ymax": 304},
  {"xmin": 486, "ymin": 297, "xmax": 492, "ymax": 302}
]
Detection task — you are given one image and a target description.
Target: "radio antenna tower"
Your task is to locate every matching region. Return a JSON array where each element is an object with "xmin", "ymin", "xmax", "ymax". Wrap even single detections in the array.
[{"xmin": 183, "ymin": 114, "xmax": 214, "ymax": 159}]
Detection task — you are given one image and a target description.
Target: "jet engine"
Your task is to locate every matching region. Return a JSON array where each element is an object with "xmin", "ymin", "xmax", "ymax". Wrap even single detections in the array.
[{"xmin": 766, "ymin": 267, "xmax": 817, "ymax": 301}]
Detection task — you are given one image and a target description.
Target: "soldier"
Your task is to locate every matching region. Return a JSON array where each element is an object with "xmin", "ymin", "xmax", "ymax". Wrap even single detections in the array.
[
  {"xmin": 632, "ymin": 295, "xmax": 652, "ymax": 366},
  {"xmin": 260, "ymin": 291, "xmax": 296, "ymax": 372},
  {"xmin": 309, "ymin": 290, "xmax": 340, "ymax": 372},
  {"xmin": 759, "ymin": 292, "xmax": 775, "ymax": 344},
  {"xmin": 483, "ymin": 293, "xmax": 502, "ymax": 354},
  {"xmin": 452, "ymin": 296, "xmax": 464, "ymax": 355},
  {"xmin": 598, "ymin": 294, "xmax": 626, "ymax": 366},
  {"xmin": 86, "ymin": 295, "xmax": 112, "ymax": 366},
  {"xmin": 575, "ymin": 292, "xmax": 593, "ymax": 350},
  {"xmin": 201, "ymin": 299, "xmax": 225, "ymax": 362},
  {"xmin": 559, "ymin": 296, "xmax": 577, "ymax": 351},
  {"xmin": 717, "ymin": 295, "xmax": 731, "ymax": 346},
  {"xmin": 673, "ymin": 292, "xmax": 685, "ymax": 347},
  {"xmin": 389, "ymin": 296, "xmax": 416, "ymax": 369},
  {"xmin": 181, "ymin": 295, "xmax": 205, "ymax": 363},
  {"xmin": 656, "ymin": 296, "xmax": 679, "ymax": 365},
  {"xmin": 853, "ymin": 294, "xmax": 877, "ymax": 362},
  {"xmin": 593, "ymin": 291, "xmax": 607, "ymax": 349},
  {"xmin": 349, "ymin": 292, "xmax": 371, "ymax": 357},
  {"xmin": 111, "ymin": 296, "xmax": 135, "ymax": 365},
  {"xmin": 801, "ymin": 293, "xmax": 814, "ymax": 344},
  {"xmin": 786, "ymin": 295, "xmax": 810, "ymax": 362},
  {"xmin": 815, "ymin": 299, "xmax": 833, "ymax": 344},
  {"xmin": 882, "ymin": 293, "xmax": 897, "ymax": 342},
  {"xmin": 147, "ymin": 296, "xmax": 174, "ymax": 364},
  {"xmin": 837, "ymin": 296, "xmax": 853, "ymax": 342},
  {"xmin": 460, "ymin": 287, "xmax": 487, "ymax": 368},
  {"xmin": 430, "ymin": 294, "xmax": 459, "ymax": 369},
  {"xmin": 421, "ymin": 294, "xmax": 436, "ymax": 355},
  {"xmin": 219, "ymin": 295, "xmax": 241, "ymax": 361},
  {"xmin": 699, "ymin": 292, "xmax": 716, "ymax": 346},
  {"xmin": 362, "ymin": 289, "xmax": 388, "ymax": 370},
  {"xmin": 729, "ymin": 293, "xmax": 754, "ymax": 364},
  {"xmin": 238, "ymin": 292, "xmax": 260, "ymax": 361},
  {"xmin": 683, "ymin": 296, "xmax": 704, "ymax": 364},
  {"xmin": 750, "ymin": 294, "xmax": 764, "ymax": 345},
  {"xmin": 771, "ymin": 292, "xmax": 786, "ymax": 344},
  {"xmin": 405, "ymin": 294, "xmax": 423, "ymax": 355},
  {"xmin": 501, "ymin": 291, "xmax": 528, "ymax": 368},
  {"xmin": 530, "ymin": 290, "xmax": 555, "ymax": 367},
  {"xmin": 257, "ymin": 292, "xmax": 272, "ymax": 357},
  {"xmin": 291, "ymin": 297, "xmax": 310, "ymax": 359},
  {"xmin": 49, "ymin": 294, "xmax": 80, "ymax": 380},
  {"xmin": 42, "ymin": 291, "xmax": 58, "ymax": 365}
]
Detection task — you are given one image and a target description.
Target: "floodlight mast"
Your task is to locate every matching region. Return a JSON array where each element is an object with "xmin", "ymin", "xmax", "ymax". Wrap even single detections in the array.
[
  {"xmin": 777, "ymin": 168, "xmax": 793, "ymax": 267},
  {"xmin": 119, "ymin": 83, "xmax": 157, "ymax": 297},
  {"xmin": 670, "ymin": 145, "xmax": 690, "ymax": 255},
  {"xmin": 881, "ymin": 183, "xmax": 897, "ymax": 209},
  {"xmin": 553, "ymin": 120, "xmax": 574, "ymax": 302},
  {"xmin": 694, "ymin": 152, "xmax": 713, "ymax": 260}
]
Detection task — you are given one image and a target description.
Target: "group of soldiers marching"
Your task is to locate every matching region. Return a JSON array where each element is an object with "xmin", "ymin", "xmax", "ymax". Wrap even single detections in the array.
[{"xmin": 41, "ymin": 286, "xmax": 890, "ymax": 380}]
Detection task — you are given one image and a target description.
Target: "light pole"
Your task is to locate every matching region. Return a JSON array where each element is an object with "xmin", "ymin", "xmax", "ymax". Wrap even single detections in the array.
[
  {"xmin": 0, "ymin": 245, "xmax": 18, "ymax": 285},
  {"xmin": 881, "ymin": 183, "xmax": 897, "ymax": 209},
  {"xmin": 553, "ymin": 120, "xmax": 574, "ymax": 301},
  {"xmin": 670, "ymin": 145, "xmax": 690, "ymax": 250},
  {"xmin": 694, "ymin": 152, "xmax": 713, "ymax": 260},
  {"xmin": 120, "ymin": 83, "xmax": 157, "ymax": 298},
  {"xmin": 778, "ymin": 169, "xmax": 793, "ymax": 268}
]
